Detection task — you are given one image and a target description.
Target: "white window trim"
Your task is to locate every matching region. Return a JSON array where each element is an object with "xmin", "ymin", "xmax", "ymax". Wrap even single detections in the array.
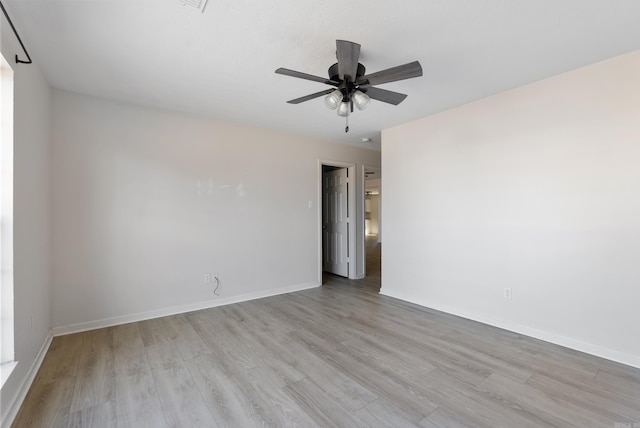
[{"xmin": 0, "ymin": 53, "xmax": 15, "ymax": 387}]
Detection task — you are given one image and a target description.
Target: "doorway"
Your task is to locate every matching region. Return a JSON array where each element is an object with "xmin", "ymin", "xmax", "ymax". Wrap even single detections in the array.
[
  {"xmin": 319, "ymin": 161, "xmax": 357, "ymax": 281},
  {"xmin": 364, "ymin": 166, "xmax": 381, "ymax": 279}
]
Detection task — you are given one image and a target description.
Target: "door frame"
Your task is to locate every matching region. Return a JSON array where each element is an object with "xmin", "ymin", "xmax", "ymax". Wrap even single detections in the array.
[{"xmin": 318, "ymin": 159, "xmax": 357, "ymax": 282}]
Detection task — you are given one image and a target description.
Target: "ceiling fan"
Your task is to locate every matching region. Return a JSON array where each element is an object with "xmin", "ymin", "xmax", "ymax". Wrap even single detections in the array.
[{"xmin": 275, "ymin": 40, "xmax": 423, "ymax": 133}]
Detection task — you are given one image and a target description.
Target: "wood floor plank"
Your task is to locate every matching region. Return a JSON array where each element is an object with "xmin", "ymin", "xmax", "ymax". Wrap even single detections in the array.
[
  {"xmin": 291, "ymin": 330, "xmax": 438, "ymax": 421},
  {"xmin": 477, "ymin": 371, "xmax": 611, "ymax": 427},
  {"xmin": 11, "ymin": 376, "xmax": 75, "ymax": 428},
  {"xmin": 185, "ymin": 311, "xmax": 259, "ymax": 371},
  {"xmin": 112, "ymin": 322, "xmax": 149, "ymax": 378},
  {"xmin": 276, "ymin": 332, "xmax": 379, "ymax": 412},
  {"xmin": 594, "ymin": 365, "xmax": 640, "ymax": 397},
  {"xmin": 439, "ymin": 330, "xmax": 535, "ymax": 383},
  {"xmin": 417, "ymin": 414, "xmax": 441, "ymax": 428},
  {"xmin": 67, "ymin": 402, "xmax": 116, "ymax": 428},
  {"xmin": 285, "ymin": 377, "xmax": 370, "ymax": 428},
  {"xmin": 216, "ymin": 305, "xmax": 307, "ymax": 387},
  {"xmin": 114, "ymin": 370, "xmax": 167, "ymax": 428},
  {"xmin": 349, "ymin": 315, "xmax": 495, "ymax": 386},
  {"xmin": 194, "ymin": 345, "xmax": 295, "ymax": 428},
  {"xmin": 69, "ymin": 328, "xmax": 115, "ymax": 414},
  {"xmin": 149, "ymin": 350, "xmax": 218, "ymax": 427},
  {"xmin": 526, "ymin": 370, "xmax": 640, "ymax": 421},
  {"xmin": 183, "ymin": 355, "xmax": 267, "ymax": 427},
  {"xmin": 355, "ymin": 398, "xmax": 423, "ymax": 427},
  {"xmin": 422, "ymin": 407, "xmax": 494, "ymax": 428},
  {"xmin": 138, "ymin": 317, "xmax": 175, "ymax": 347},
  {"xmin": 33, "ymin": 334, "xmax": 83, "ymax": 382},
  {"xmin": 260, "ymin": 295, "xmax": 354, "ymax": 344},
  {"xmin": 165, "ymin": 313, "xmax": 212, "ymax": 361},
  {"xmin": 243, "ymin": 366, "xmax": 322, "ymax": 428},
  {"xmin": 421, "ymin": 369, "xmax": 556, "ymax": 428},
  {"xmin": 511, "ymin": 334, "xmax": 601, "ymax": 382}
]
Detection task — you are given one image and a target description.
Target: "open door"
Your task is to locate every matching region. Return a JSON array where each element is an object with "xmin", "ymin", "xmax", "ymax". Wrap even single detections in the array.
[{"xmin": 322, "ymin": 166, "xmax": 349, "ymax": 277}]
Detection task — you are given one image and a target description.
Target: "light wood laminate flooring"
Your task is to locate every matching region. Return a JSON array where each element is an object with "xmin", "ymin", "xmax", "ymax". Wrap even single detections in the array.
[{"xmin": 13, "ymin": 237, "xmax": 640, "ymax": 427}]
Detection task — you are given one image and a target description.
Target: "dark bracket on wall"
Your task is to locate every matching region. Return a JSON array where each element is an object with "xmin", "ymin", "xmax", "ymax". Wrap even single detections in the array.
[{"xmin": 0, "ymin": 0, "xmax": 32, "ymax": 64}]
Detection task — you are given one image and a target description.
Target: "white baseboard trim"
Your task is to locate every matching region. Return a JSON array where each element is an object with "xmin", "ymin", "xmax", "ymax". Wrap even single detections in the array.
[
  {"xmin": 52, "ymin": 282, "xmax": 320, "ymax": 337},
  {"xmin": 380, "ymin": 288, "xmax": 640, "ymax": 370},
  {"xmin": 1, "ymin": 331, "xmax": 53, "ymax": 428}
]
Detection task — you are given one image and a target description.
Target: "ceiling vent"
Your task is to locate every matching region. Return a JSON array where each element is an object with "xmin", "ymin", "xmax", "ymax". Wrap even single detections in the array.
[{"xmin": 180, "ymin": 0, "xmax": 208, "ymax": 13}]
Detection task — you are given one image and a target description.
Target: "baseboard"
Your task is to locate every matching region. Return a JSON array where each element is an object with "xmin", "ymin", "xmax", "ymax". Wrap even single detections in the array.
[
  {"xmin": 52, "ymin": 281, "xmax": 320, "ymax": 337},
  {"xmin": 1, "ymin": 331, "xmax": 53, "ymax": 428},
  {"xmin": 379, "ymin": 288, "xmax": 640, "ymax": 370}
]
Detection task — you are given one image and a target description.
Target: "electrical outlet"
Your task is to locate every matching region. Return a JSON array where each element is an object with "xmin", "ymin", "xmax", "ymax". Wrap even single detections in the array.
[
  {"xmin": 204, "ymin": 274, "xmax": 211, "ymax": 283},
  {"xmin": 504, "ymin": 288, "xmax": 512, "ymax": 299}
]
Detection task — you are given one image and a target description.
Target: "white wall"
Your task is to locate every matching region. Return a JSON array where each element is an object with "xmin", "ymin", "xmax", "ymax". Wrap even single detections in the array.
[
  {"xmin": 0, "ymin": 44, "xmax": 52, "ymax": 426},
  {"xmin": 51, "ymin": 90, "xmax": 380, "ymax": 331},
  {"xmin": 382, "ymin": 51, "xmax": 640, "ymax": 368}
]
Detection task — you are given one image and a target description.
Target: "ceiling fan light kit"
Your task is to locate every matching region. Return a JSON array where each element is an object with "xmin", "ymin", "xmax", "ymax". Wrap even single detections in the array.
[
  {"xmin": 337, "ymin": 101, "xmax": 350, "ymax": 117},
  {"xmin": 276, "ymin": 40, "xmax": 423, "ymax": 133},
  {"xmin": 324, "ymin": 90, "xmax": 343, "ymax": 110},
  {"xmin": 352, "ymin": 90, "xmax": 370, "ymax": 110}
]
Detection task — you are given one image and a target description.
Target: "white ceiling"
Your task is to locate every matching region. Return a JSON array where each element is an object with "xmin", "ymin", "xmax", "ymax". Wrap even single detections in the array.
[{"xmin": 7, "ymin": 0, "xmax": 640, "ymax": 149}]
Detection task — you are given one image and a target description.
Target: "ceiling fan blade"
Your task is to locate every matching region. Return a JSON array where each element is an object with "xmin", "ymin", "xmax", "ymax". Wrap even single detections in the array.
[
  {"xmin": 286, "ymin": 89, "xmax": 334, "ymax": 104},
  {"xmin": 365, "ymin": 87, "xmax": 408, "ymax": 105},
  {"xmin": 336, "ymin": 40, "xmax": 361, "ymax": 82},
  {"xmin": 275, "ymin": 68, "xmax": 339, "ymax": 86},
  {"xmin": 357, "ymin": 61, "xmax": 423, "ymax": 87}
]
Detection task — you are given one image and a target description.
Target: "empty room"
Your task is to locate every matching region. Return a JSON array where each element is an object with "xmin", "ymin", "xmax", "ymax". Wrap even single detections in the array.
[{"xmin": 1, "ymin": 1, "xmax": 640, "ymax": 427}]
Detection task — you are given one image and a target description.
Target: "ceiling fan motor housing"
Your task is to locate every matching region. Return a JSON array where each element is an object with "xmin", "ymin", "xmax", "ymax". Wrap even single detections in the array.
[{"xmin": 328, "ymin": 63, "xmax": 367, "ymax": 99}]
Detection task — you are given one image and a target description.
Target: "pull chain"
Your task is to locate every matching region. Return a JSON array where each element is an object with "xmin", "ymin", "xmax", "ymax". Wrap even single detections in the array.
[{"xmin": 345, "ymin": 109, "xmax": 349, "ymax": 133}]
